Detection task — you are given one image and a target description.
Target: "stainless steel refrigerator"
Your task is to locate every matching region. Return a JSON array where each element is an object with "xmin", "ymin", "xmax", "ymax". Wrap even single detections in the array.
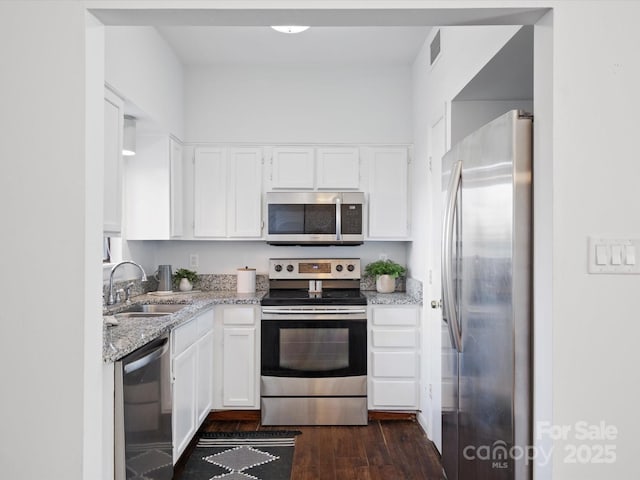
[{"xmin": 441, "ymin": 110, "xmax": 532, "ymax": 480}]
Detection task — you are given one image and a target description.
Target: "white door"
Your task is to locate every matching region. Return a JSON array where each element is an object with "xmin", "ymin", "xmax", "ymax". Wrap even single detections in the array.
[
  {"xmin": 172, "ymin": 344, "xmax": 197, "ymax": 463},
  {"xmin": 170, "ymin": 138, "xmax": 184, "ymax": 237},
  {"xmin": 222, "ymin": 327, "xmax": 256, "ymax": 407},
  {"xmin": 196, "ymin": 330, "xmax": 214, "ymax": 425},
  {"xmin": 194, "ymin": 147, "xmax": 227, "ymax": 237},
  {"xmin": 428, "ymin": 113, "xmax": 447, "ymax": 451},
  {"xmin": 228, "ymin": 147, "xmax": 263, "ymax": 237},
  {"xmin": 316, "ymin": 147, "xmax": 360, "ymax": 189},
  {"xmin": 367, "ymin": 147, "xmax": 409, "ymax": 239},
  {"xmin": 271, "ymin": 147, "xmax": 315, "ymax": 189},
  {"xmin": 103, "ymin": 90, "xmax": 123, "ymax": 234}
]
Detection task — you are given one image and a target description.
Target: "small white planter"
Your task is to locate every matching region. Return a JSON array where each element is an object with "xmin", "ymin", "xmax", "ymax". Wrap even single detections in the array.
[
  {"xmin": 376, "ymin": 275, "xmax": 396, "ymax": 293},
  {"xmin": 178, "ymin": 278, "xmax": 193, "ymax": 291}
]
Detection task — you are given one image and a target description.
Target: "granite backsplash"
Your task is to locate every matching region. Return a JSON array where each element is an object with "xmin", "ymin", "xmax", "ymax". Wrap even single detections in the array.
[{"xmin": 104, "ymin": 273, "xmax": 420, "ymax": 305}]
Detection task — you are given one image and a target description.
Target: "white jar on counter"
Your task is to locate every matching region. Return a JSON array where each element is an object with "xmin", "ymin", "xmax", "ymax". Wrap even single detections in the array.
[{"xmin": 237, "ymin": 267, "xmax": 256, "ymax": 294}]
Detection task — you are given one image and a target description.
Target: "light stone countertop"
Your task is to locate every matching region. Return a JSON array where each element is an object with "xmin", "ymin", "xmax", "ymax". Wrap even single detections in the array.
[
  {"xmin": 363, "ymin": 290, "xmax": 423, "ymax": 305},
  {"xmin": 103, "ymin": 290, "xmax": 265, "ymax": 363},
  {"xmin": 103, "ymin": 287, "xmax": 422, "ymax": 363}
]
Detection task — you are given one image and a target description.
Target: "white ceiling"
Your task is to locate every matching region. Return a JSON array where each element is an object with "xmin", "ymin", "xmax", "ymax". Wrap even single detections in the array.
[{"xmin": 156, "ymin": 26, "xmax": 431, "ymax": 66}]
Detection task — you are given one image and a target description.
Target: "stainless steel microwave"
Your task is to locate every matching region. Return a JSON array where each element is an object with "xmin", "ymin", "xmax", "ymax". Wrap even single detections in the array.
[{"xmin": 266, "ymin": 192, "xmax": 365, "ymax": 245}]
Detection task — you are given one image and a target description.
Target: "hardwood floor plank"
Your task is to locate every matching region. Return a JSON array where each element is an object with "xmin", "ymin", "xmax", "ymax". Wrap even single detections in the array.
[
  {"xmin": 361, "ymin": 420, "xmax": 394, "ymax": 467},
  {"xmin": 334, "ymin": 466, "xmax": 372, "ymax": 480},
  {"xmin": 178, "ymin": 418, "xmax": 443, "ymax": 480},
  {"xmin": 380, "ymin": 420, "xmax": 445, "ymax": 479},
  {"xmin": 367, "ymin": 464, "xmax": 408, "ymax": 480}
]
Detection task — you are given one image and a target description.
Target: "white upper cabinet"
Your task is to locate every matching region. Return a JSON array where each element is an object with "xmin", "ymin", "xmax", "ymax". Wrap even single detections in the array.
[
  {"xmin": 194, "ymin": 147, "xmax": 227, "ymax": 237},
  {"xmin": 269, "ymin": 146, "xmax": 360, "ymax": 191},
  {"xmin": 170, "ymin": 139, "xmax": 184, "ymax": 237},
  {"xmin": 364, "ymin": 146, "xmax": 410, "ymax": 239},
  {"xmin": 270, "ymin": 146, "xmax": 315, "ymax": 189},
  {"xmin": 228, "ymin": 147, "xmax": 263, "ymax": 238},
  {"xmin": 103, "ymin": 89, "xmax": 124, "ymax": 234},
  {"xmin": 194, "ymin": 147, "xmax": 263, "ymax": 239},
  {"xmin": 316, "ymin": 147, "xmax": 360, "ymax": 189},
  {"xmin": 124, "ymin": 135, "xmax": 184, "ymax": 240}
]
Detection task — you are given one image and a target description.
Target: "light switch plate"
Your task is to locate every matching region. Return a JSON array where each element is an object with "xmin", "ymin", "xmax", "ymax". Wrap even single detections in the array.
[{"xmin": 588, "ymin": 237, "xmax": 640, "ymax": 274}]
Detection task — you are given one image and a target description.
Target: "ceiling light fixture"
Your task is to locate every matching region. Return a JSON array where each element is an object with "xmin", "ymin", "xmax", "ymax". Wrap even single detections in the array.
[
  {"xmin": 271, "ymin": 26, "xmax": 310, "ymax": 34},
  {"xmin": 122, "ymin": 115, "xmax": 136, "ymax": 156}
]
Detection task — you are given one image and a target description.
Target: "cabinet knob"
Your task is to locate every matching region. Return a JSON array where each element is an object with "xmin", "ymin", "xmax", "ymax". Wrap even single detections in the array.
[{"xmin": 431, "ymin": 300, "xmax": 442, "ymax": 309}]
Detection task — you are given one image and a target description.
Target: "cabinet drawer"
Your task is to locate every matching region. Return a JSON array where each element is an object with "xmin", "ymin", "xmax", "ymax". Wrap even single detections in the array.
[
  {"xmin": 197, "ymin": 309, "xmax": 214, "ymax": 335},
  {"xmin": 372, "ymin": 351, "xmax": 417, "ymax": 377},
  {"xmin": 173, "ymin": 319, "xmax": 198, "ymax": 356},
  {"xmin": 371, "ymin": 380, "xmax": 418, "ymax": 407},
  {"xmin": 371, "ymin": 307, "xmax": 418, "ymax": 326},
  {"xmin": 223, "ymin": 307, "xmax": 255, "ymax": 325},
  {"xmin": 372, "ymin": 329, "xmax": 417, "ymax": 348}
]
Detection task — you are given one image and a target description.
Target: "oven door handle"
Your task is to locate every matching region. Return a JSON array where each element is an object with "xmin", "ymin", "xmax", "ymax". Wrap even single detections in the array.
[{"xmin": 262, "ymin": 308, "xmax": 367, "ymax": 315}]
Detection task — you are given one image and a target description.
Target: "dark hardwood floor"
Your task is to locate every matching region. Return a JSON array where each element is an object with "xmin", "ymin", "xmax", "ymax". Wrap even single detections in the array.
[{"xmin": 176, "ymin": 416, "xmax": 444, "ymax": 480}]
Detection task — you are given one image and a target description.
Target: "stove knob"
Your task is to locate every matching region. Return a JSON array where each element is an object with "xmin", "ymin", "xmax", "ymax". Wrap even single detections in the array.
[
  {"xmin": 347, "ymin": 264, "xmax": 355, "ymax": 272},
  {"xmin": 286, "ymin": 264, "xmax": 294, "ymax": 272},
  {"xmin": 335, "ymin": 264, "xmax": 344, "ymax": 272},
  {"xmin": 274, "ymin": 264, "xmax": 282, "ymax": 272}
]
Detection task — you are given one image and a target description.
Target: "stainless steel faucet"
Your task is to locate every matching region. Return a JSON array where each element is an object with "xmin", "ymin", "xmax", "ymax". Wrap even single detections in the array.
[{"xmin": 107, "ymin": 261, "xmax": 148, "ymax": 306}]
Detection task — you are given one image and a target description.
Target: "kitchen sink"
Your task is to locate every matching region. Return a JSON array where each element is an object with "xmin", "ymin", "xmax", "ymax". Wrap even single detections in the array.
[{"xmin": 114, "ymin": 303, "xmax": 185, "ymax": 318}]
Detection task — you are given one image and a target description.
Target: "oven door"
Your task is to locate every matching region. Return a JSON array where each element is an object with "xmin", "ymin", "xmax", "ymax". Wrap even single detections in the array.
[
  {"xmin": 261, "ymin": 306, "xmax": 367, "ymax": 379},
  {"xmin": 261, "ymin": 305, "xmax": 368, "ymax": 425}
]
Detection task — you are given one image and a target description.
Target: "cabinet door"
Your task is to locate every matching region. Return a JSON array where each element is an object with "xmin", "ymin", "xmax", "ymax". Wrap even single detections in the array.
[
  {"xmin": 172, "ymin": 344, "xmax": 197, "ymax": 463},
  {"xmin": 316, "ymin": 147, "xmax": 360, "ymax": 189},
  {"xmin": 196, "ymin": 330, "xmax": 214, "ymax": 425},
  {"xmin": 194, "ymin": 147, "xmax": 227, "ymax": 237},
  {"xmin": 124, "ymin": 135, "xmax": 172, "ymax": 239},
  {"xmin": 228, "ymin": 147, "xmax": 263, "ymax": 237},
  {"xmin": 371, "ymin": 380, "xmax": 418, "ymax": 408},
  {"xmin": 103, "ymin": 90, "xmax": 123, "ymax": 234},
  {"xmin": 170, "ymin": 138, "xmax": 184, "ymax": 237},
  {"xmin": 222, "ymin": 327, "xmax": 256, "ymax": 407},
  {"xmin": 366, "ymin": 147, "xmax": 409, "ymax": 239},
  {"xmin": 271, "ymin": 147, "xmax": 315, "ymax": 189}
]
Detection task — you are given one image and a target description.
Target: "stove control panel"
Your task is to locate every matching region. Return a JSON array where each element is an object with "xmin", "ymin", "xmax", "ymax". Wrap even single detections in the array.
[{"xmin": 269, "ymin": 258, "xmax": 361, "ymax": 280}]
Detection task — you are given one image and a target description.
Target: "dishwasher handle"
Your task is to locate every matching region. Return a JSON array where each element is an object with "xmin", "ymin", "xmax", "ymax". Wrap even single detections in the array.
[{"xmin": 123, "ymin": 337, "xmax": 169, "ymax": 374}]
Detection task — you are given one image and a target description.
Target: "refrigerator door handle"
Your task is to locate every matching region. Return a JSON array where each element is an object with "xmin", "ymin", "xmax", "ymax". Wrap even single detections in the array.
[{"xmin": 442, "ymin": 160, "xmax": 463, "ymax": 353}]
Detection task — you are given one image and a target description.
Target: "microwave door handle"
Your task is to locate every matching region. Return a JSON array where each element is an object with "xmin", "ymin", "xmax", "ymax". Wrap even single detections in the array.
[{"xmin": 335, "ymin": 197, "xmax": 342, "ymax": 241}]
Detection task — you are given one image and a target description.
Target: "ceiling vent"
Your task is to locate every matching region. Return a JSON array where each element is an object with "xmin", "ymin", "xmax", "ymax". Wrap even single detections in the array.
[{"xmin": 430, "ymin": 30, "xmax": 441, "ymax": 65}]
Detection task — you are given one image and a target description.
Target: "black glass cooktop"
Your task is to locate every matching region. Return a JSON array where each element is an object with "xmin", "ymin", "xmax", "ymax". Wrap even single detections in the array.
[{"xmin": 261, "ymin": 288, "xmax": 367, "ymax": 306}]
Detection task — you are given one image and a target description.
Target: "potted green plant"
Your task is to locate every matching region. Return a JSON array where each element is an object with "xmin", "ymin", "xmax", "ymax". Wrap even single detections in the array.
[
  {"xmin": 173, "ymin": 268, "xmax": 198, "ymax": 292},
  {"xmin": 365, "ymin": 259, "xmax": 406, "ymax": 293}
]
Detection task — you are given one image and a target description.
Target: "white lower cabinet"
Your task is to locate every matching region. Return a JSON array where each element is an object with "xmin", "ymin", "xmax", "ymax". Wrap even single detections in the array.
[
  {"xmin": 368, "ymin": 305, "xmax": 420, "ymax": 410},
  {"xmin": 213, "ymin": 305, "xmax": 260, "ymax": 409},
  {"xmin": 172, "ymin": 308, "xmax": 214, "ymax": 463},
  {"xmin": 102, "ymin": 362, "xmax": 115, "ymax": 480}
]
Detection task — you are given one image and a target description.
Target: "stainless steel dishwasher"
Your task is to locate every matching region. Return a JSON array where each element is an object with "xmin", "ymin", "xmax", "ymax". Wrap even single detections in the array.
[{"xmin": 115, "ymin": 335, "xmax": 172, "ymax": 480}]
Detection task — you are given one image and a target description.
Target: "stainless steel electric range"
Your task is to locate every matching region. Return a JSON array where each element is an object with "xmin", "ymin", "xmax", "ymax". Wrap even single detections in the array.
[{"xmin": 260, "ymin": 258, "xmax": 368, "ymax": 426}]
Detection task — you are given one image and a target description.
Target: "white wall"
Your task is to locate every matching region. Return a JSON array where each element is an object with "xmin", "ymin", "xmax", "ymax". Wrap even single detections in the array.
[
  {"xmin": 184, "ymin": 64, "xmax": 413, "ymax": 144},
  {"xmin": 142, "ymin": 240, "xmax": 408, "ymax": 276},
  {"xmin": 410, "ymin": 25, "xmax": 522, "ymax": 448},
  {"xmin": 105, "ymin": 26, "xmax": 184, "ymax": 140},
  {"xmin": 548, "ymin": 3, "xmax": 640, "ymax": 478},
  {"xmin": 0, "ymin": 3, "xmax": 101, "ymax": 479},
  {"xmin": 131, "ymin": 61, "xmax": 416, "ymax": 276}
]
